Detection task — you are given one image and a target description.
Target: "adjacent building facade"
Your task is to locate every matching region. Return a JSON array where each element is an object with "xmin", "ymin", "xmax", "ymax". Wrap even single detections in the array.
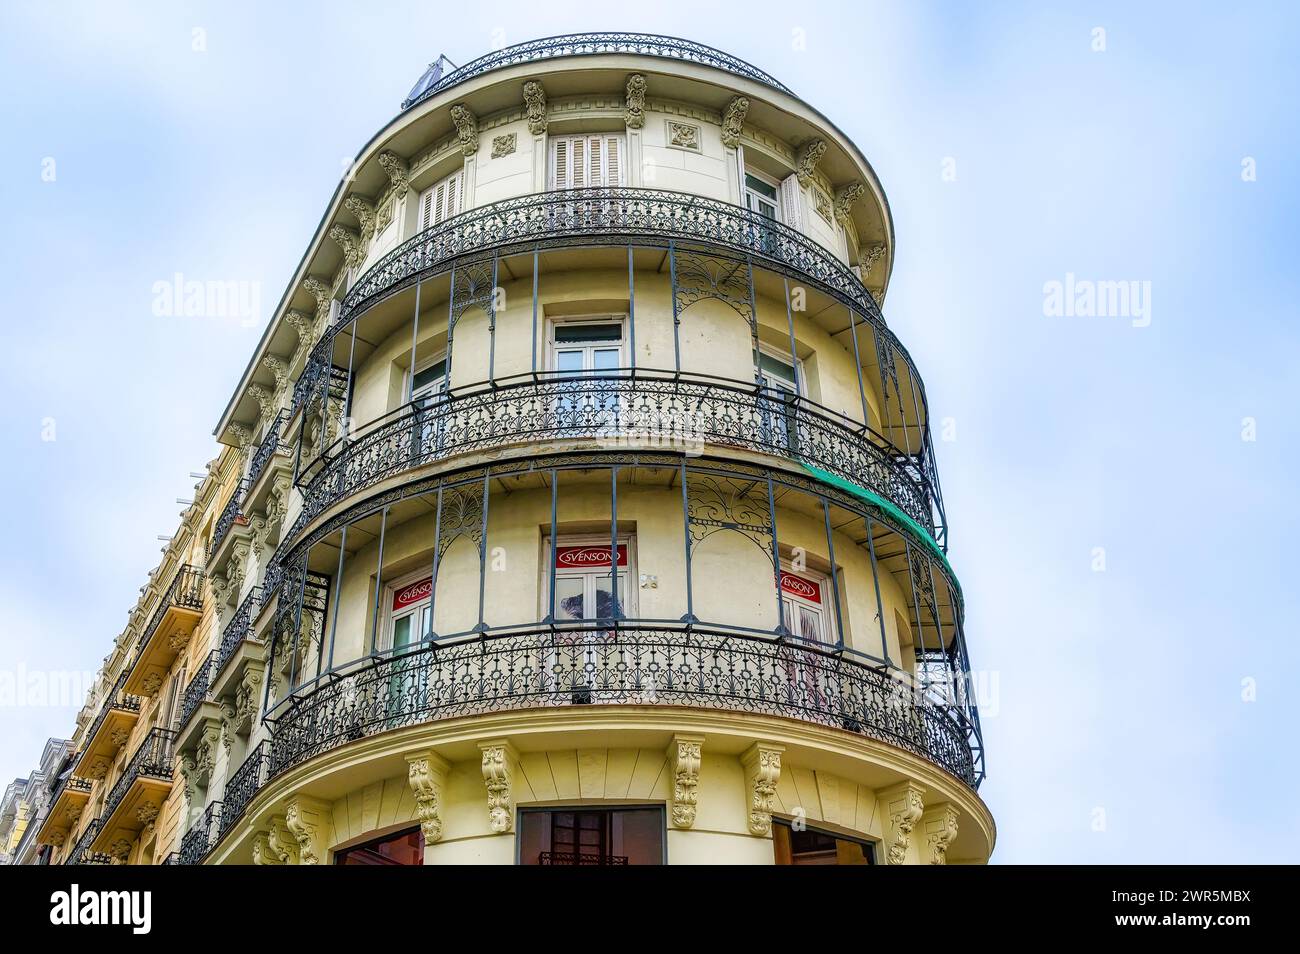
[{"xmin": 31, "ymin": 33, "xmax": 992, "ymax": 866}]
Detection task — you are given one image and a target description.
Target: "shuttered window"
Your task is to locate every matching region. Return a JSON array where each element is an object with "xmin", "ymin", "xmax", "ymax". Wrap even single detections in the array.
[
  {"xmin": 551, "ymin": 135, "xmax": 625, "ymax": 189},
  {"xmin": 418, "ymin": 170, "xmax": 463, "ymax": 230}
]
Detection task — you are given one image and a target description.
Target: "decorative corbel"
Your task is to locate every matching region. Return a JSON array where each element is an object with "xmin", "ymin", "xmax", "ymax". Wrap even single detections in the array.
[
  {"xmin": 252, "ymin": 831, "xmax": 284, "ymax": 865},
  {"xmin": 283, "ymin": 309, "xmax": 314, "ymax": 361},
  {"xmin": 721, "ymin": 96, "xmax": 749, "ymax": 148},
  {"xmin": 450, "ymin": 104, "xmax": 479, "ymax": 157},
  {"xmin": 522, "ymin": 80, "xmax": 548, "ymax": 135},
  {"xmin": 179, "ymin": 753, "xmax": 198, "ymax": 804},
  {"xmin": 194, "ymin": 721, "xmax": 221, "ymax": 784},
  {"xmin": 262, "ymin": 354, "xmax": 290, "ymax": 402},
  {"xmin": 228, "ymin": 422, "xmax": 253, "ymax": 457},
  {"xmin": 833, "ymin": 182, "xmax": 867, "ymax": 225},
  {"xmin": 376, "ymin": 150, "xmax": 410, "ymax": 197},
  {"xmin": 284, "ymin": 795, "xmax": 330, "ymax": 865},
  {"xmin": 858, "ymin": 243, "xmax": 887, "ymax": 287},
  {"xmin": 109, "ymin": 726, "xmax": 131, "ymax": 750},
  {"xmin": 219, "ymin": 699, "xmax": 238, "ymax": 752},
  {"xmin": 668, "ymin": 735, "xmax": 703, "ymax": 829},
  {"xmin": 248, "ymin": 513, "xmax": 269, "ymax": 560},
  {"xmin": 478, "ymin": 740, "xmax": 516, "ymax": 834},
  {"xmin": 880, "ymin": 781, "xmax": 926, "ymax": 865},
  {"xmin": 140, "ymin": 672, "xmax": 163, "ymax": 696},
  {"xmin": 301, "ymin": 276, "xmax": 333, "ymax": 337},
  {"xmin": 135, "ymin": 801, "xmax": 160, "ymax": 835},
  {"xmin": 624, "ymin": 74, "xmax": 647, "ymax": 129},
  {"xmin": 85, "ymin": 757, "xmax": 110, "ymax": 781},
  {"xmin": 267, "ymin": 815, "xmax": 299, "ymax": 864},
  {"xmin": 234, "ymin": 665, "xmax": 263, "ymax": 732},
  {"xmin": 343, "ymin": 194, "xmax": 376, "ymax": 243},
  {"xmin": 741, "ymin": 742, "xmax": 784, "ymax": 836},
  {"xmin": 922, "ymin": 802, "xmax": 960, "ymax": 865},
  {"xmin": 225, "ymin": 542, "xmax": 249, "ymax": 596},
  {"xmin": 327, "ymin": 222, "xmax": 364, "ymax": 269},
  {"xmin": 208, "ymin": 573, "xmax": 230, "ymax": 608},
  {"xmin": 796, "ymin": 138, "xmax": 828, "ymax": 188},
  {"xmin": 246, "ymin": 384, "xmax": 274, "ymax": 427},
  {"xmin": 109, "ymin": 838, "xmax": 133, "ymax": 863},
  {"xmin": 406, "ymin": 749, "xmax": 450, "ymax": 844}
]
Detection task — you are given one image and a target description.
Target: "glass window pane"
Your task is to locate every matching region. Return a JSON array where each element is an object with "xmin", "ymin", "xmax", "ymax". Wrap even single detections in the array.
[
  {"xmin": 555, "ymin": 323, "xmax": 622, "ymax": 343},
  {"xmin": 746, "ymin": 174, "xmax": 777, "ymax": 200},
  {"xmin": 554, "ymin": 577, "xmax": 585, "ymax": 620},
  {"xmin": 391, "ymin": 614, "xmax": 412, "ymax": 649},
  {"xmin": 555, "ymin": 350, "xmax": 584, "ymax": 373}
]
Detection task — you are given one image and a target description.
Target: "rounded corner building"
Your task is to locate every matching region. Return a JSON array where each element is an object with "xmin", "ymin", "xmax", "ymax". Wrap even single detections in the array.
[{"xmin": 43, "ymin": 33, "xmax": 992, "ymax": 867}]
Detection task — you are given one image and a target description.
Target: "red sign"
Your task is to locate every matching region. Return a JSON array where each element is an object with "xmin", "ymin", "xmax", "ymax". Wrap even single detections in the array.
[
  {"xmin": 779, "ymin": 571, "xmax": 821, "ymax": 604},
  {"xmin": 555, "ymin": 544, "xmax": 627, "ymax": 569},
  {"xmin": 392, "ymin": 577, "xmax": 432, "ymax": 610}
]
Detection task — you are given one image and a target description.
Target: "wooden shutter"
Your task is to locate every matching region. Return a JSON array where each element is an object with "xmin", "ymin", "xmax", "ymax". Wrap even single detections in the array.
[
  {"xmin": 552, "ymin": 136, "xmax": 624, "ymax": 188},
  {"xmin": 419, "ymin": 171, "xmax": 462, "ymax": 230},
  {"xmin": 779, "ymin": 174, "xmax": 803, "ymax": 230}
]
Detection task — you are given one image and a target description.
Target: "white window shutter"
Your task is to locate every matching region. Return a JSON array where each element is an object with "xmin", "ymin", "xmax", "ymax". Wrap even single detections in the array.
[
  {"xmin": 605, "ymin": 136, "xmax": 622, "ymax": 186},
  {"xmin": 572, "ymin": 138, "xmax": 586, "ymax": 187},
  {"xmin": 779, "ymin": 174, "xmax": 803, "ymax": 230},
  {"xmin": 553, "ymin": 139, "xmax": 569, "ymax": 189}
]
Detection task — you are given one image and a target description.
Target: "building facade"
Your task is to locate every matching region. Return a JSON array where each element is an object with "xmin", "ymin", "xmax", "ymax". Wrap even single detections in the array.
[
  {"xmin": 34, "ymin": 33, "xmax": 992, "ymax": 866},
  {"xmin": 1, "ymin": 739, "xmax": 73, "ymax": 865}
]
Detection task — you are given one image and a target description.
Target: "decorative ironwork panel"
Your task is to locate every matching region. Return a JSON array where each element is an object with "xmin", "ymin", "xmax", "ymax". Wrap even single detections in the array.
[
  {"xmin": 672, "ymin": 249, "xmax": 756, "ymax": 333},
  {"xmin": 685, "ymin": 472, "xmax": 773, "ymax": 564},
  {"xmin": 219, "ymin": 743, "xmax": 267, "ymax": 840},
  {"xmin": 402, "ymin": 32, "xmax": 794, "ymax": 110},
  {"xmin": 178, "ymin": 651, "xmax": 217, "ymax": 729},
  {"xmin": 214, "ymin": 586, "xmax": 263, "ymax": 680},
  {"xmin": 101, "ymin": 727, "xmax": 176, "ymax": 827},
  {"xmin": 175, "ymin": 800, "xmax": 222, "ymax": 866}
]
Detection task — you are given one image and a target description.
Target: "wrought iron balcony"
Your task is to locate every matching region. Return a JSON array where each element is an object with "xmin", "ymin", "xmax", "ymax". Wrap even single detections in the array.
[
  {"xmin": 290, "ymin": 373, "xmax": 940, "ymax": 544},
  {"xmin": 291, "ymin": 188, "xmax": 914, "ymax": 419},
  {"xmin": 175, "ymin": 801, "xmax": 222, "ymax": 865},
  {"xmin": 209, "ymin": 479, "xmax": 250, "ymax": 558},
  {"xmin": 213, "ymin": 586, "xmax": 263, "ymax": 684},
  {"xmin": 74, "ymin": 669, "xmax": 142, "ymax": 777},
  {"xmin": 402, "ymin": 32, "xmax": 793, "ymax": 110},
  {"xmin": 246, "ymin": 410, "xmax": 288, "ymax": 491},
  {"xmin": 98, "ymin": 727, "xmax": 176, "ymax": 839},
  {"xmin": 124, "ymin": 563, "xmax": 205, "ymax": 696},
  {"xmin": 65, "ymin": 818, "xmax": 108, "ymax": 865},
  {"xmin": 219, "ymin": 742, "xmax": 269, "ymax": 840},
  {"xmin": 178, "ymin": 651, "xmax": 218, "ymax": 730}
]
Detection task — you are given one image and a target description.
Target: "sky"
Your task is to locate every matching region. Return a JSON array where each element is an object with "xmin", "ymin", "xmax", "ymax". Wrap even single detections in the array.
[{"xmin": 1, "ymin": 1, "xmax": 1297, "ymax": 863}]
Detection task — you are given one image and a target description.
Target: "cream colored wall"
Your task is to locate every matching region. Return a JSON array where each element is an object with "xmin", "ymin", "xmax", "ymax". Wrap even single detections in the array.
[
  {"xmin": 294, "ymin": 478, "xmax": 915, "ymax": 693},
  {"xmin": 345, "ymin": 267, "xmax": 883, "ymax": 437}
]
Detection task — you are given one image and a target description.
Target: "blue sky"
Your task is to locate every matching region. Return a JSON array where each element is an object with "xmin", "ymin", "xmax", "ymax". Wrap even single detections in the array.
[{"xmin": 1, "ymin": 1, "xmax": 1296, "ymax": 862}]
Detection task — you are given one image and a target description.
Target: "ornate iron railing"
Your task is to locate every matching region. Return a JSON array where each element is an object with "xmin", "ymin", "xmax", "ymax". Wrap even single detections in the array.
[
  {"xmin": 49, "ymin": 774, "xmax": 93, "ymax": 808},
  {"xmin": 101, "ymin": 728, "xmax": 176, "ymax": 828},
  {"xmin": 175, "ymin": 801, "xmax": 222, "ymax": 866},
  {"xmin": 214, "ymin": 586, "xmax": 264, "ymax": 682},
  {"xmin": 220, "ymin": 742, "xmax": 269, "ymax": 839},
  {"xmin": 209, "ymin": 480, "xmax": 250, "ymax": 557},
  {"xmin": 65, "ymin": 818, "xmax": 107, "ymax": 865},
  {"xmin": 292, "ymin": 374, "xmax": 938, "ymax": 540},
  {"xmin": 266, "ymin": 626, "xmax": 976, "ymax": 787},
  {"xmin": 80, "ymin": 670, "xmax": 141, "ymax": 755},
  {"xmin": 402, "ymin": 32, "xmax": 793, "ymax": 110},
  {"xmin": 246, "ymin": 410, "xmax": 288, "ymax": 491},
  {"xmin": 133, "ymin": 564, "xmax": 205, "ymax": 666},
  {"xmin": 178, "ymin": 651, "xmax": 217, "ymax": 729}
]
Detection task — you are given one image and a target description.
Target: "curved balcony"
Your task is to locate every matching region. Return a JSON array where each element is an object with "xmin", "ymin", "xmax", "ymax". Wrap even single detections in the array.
[
  {"xmin": 402, "ymin": 32, "xmax": 793, "ymax": 110},
  {"xmin": 289, "ymin": 372, "xmax": 939, "ymax": 548},
  {"xmin": 292, "ymin": 188, "xmax": 916, "ymax": 416}
]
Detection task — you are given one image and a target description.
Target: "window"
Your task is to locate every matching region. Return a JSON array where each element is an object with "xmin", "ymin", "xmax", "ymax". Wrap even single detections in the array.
[
  {"xmin": 773, "ymin": 820, "xmax": 875, "ymax": 865},
  {"xmin": 744, "ymin": 172, "xmax": 779, "ymax": 219},
  {"xmin": 780, "ymin": 563, "xmax": 830, "ymax": 645},
  {"xmin": 518, "ymin": 807, "xmax": 664, "ymax": 865},
  {"xmin": 548, "ymin": 319, "xmax": 626, "ymax": 375},
  {"xmin": 550, "ymin": 135, "xmax": 624, "ymax": 188},
  {"xmin": 335, "ymin": 826, "xmax": 424, "ymax": 865},
  {"xmin": 417, "ymin": 170, "xmax": 462, "ymax": 230},
  {"xmin": 545, "ymin": 537, "xmax": 634, "ymax": 623},
  {"xmin": 757, "ymin": 346, "xmax": 803, "ymax": 452},
  {"xmin": 383, "ymin": 570, "xmax": 434, "ymax": 653},
  {"xmin": 410, "ymin": 356, "xmax": 447, "ymax": 402}
]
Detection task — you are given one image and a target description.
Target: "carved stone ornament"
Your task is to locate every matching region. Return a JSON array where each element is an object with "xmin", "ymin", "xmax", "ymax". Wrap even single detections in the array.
[
  {"xmin": 813, "ymin": 189, "xmax": 833, "ymax": 225},
  {"xmin": 109, "ymin": 838, "xmax": 133, "ymax": 863},
  {"xmin": 140, "ymin": 672, "xmax": 163, "ymax": 696},
  {"xmin": 741, "ymin": 742, "xmax": 784, "ymax": 836},
  {"xmin": 376, "ymin": 150, "xmax": 410, "ymax": 197},
  {"xmin": 833, "ymin": 182, "xmax": 867, "ymax": 224},
  {"xmin": 268, "ymin": 815, "xmax": 299, "ymax": 864},
  {"xmin": 246, "ymin": 384, "xmax": 274, "ymax": 426},
  {"xmin": 343, "ymin": 193, "xmax": 376, "ymax": 242},
  {"xmin": 109, "ymin": 726, "xmax": 131, "ymax": 749},
  {"xmin": 923, "ymin": 803, "xmax": 960, "ymax": 865},
  {"xmin": 225, "ymin": 543, "xmax": 248, "ymax": 597},
  {"xmin": 406, "ymin": 750, "xmax": 450, "ymax": 844},
  {"xmin": 262, "ymin": 354, "xmax": 290, "ymax": 399},
  {"xmin": 668, "ymin": 736, "xmax": 703, "ymax": 829},
  {"xmin": 252, "ymin": 831, "xmax": 283, "ymax": 865},
  {"xmin": 167, "ymin": 627, "xmax": 192, "ymax": 654},
  {"xmin": 328, "ymin": 222, "xmax": 364, "ymax": 268},
  {"xmin": 795, "ymin": 138, "xmax": 827, "ymax": 187},
  {"xmin": 65, "ymin": 804, "xmax": 83, "ymax": 826},
  {"xmin": 491, "ymin": 133, "xmax": 517, "ymax": 158},
  {"xmin": 858, "ymin": 243, "xmax": 887, "ymax": 282},
  {"xmin": 235, "ymin": 666, "xmax": 263, "ymax": 730},
  {"xmin": 450, "ymin": 104, "xmax": 479, "ymax": 157},
  {"xmin": 219, "ymin": 699, "xmax": 237, "ymax": 752},
  {"xmin": 208, "ymin": 573, "xmax": 230, "ymax": 608},
  {"xmin": 248, "ymin": 513, "xmax": 269, "ymax": 559},
  {"xmin": 479, "ymin": 740, "xmax": 516, "ymax": 834},
  {"xmin": 284, "ymin": 309, "xmax": 314, "ymax": 359},
  {"xmin": 86, "ymin": 756, "xmax": 111, "ymax": 781},
  {"xmin": 881, "ymin": 781, "xmax": 926, "ymax": 865},
  {"xmin": 284, "ymin": 795, "xmax": 330, "ymax": 865},
  {"xmin": 523, "ymin": 80, "xmax": 547, "ymax": 135},
  {"xmin": 624, "ymin": 73, "xmax": 647, "ymax": 128},
  {"xmin": 721, "ymin": 96, "xmax": 749, "ymax": 148},
  {"xmin": 228, "ymin": 422, "xmax": 253, "ymax": 456},
  {"xmin": 135, "ymin": 801, "xmax": 160, "ymax": 833},
  {"xmin": 667, "ymin": 121, "xmax": 699, "ymax": 151},
  {"xmin": 301, "ymin": 276, "xmax": 333, "ymax": 330},
  {"xmin": 179, "ymin": 753, "xmax": 198, "ymax": 803}
]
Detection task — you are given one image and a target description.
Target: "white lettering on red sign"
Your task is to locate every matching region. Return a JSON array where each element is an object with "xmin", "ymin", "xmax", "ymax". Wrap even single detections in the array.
[
  {"xmin": 393, "ymin": 577, "xmax": 433, "ymax": 610},
  {"xmin": 779, "ymin": 571, "xmax": 821, "ymax": 604},
  {"xmin": 555, "ymin": 544, "xmax": 628, "ymax": 569}
]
